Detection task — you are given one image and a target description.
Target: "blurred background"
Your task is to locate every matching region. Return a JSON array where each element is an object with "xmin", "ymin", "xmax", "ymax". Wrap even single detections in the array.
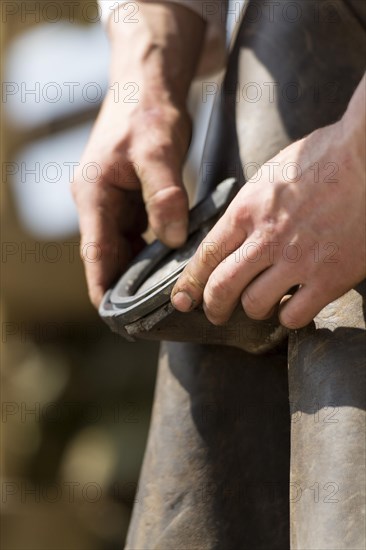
[{"xmin": 0, "ymin": 1, "xmax": 230, "ymax": 547}]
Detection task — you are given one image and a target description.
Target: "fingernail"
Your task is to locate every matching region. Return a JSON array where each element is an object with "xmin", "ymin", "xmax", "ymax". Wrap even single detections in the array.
[
  {"xmin": 164, "ymin": 221, "xmax": 187, "ymax": 248},
  {"xmin": 171, "ymin": 291, "xmax": 195, "ymax": 312}
]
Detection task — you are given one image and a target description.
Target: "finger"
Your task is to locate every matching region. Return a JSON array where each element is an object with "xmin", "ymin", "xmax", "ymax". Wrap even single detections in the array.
[
  {"xmin": 278, "ymin": 284, "xmax": 333, "ymax": 329},
  {"xmin": 78, "ymin": 190, "xmax": 128, "ymax": 308},
  {"xmin": 139, "ymin": 153, "xmax": 189, "ymax": 248},
  {"xmin": 241, "ymin": 265, "xmax": 297, "ymax": 321},
  {"xmin": 202, "ymin": 239, "xmax": 273, "ymax": 325},
  {"xmin": 171, "ymin": 211, "xmax": 247, "ymax": 312},
  {"xmin": 75, "ymin": 185, "xmax": 142, "ymax": 308}
]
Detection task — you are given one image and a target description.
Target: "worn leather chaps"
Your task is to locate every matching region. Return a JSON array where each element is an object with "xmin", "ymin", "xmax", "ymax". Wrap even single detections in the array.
[{"xmin": 125, "ymin": 1, "xmax": 366, "ymax": 548}]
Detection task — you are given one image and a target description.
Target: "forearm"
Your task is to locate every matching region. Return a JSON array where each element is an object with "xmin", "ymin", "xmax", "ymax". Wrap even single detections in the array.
[{"xmin": 108, "ymin": 1, "xmax": 206, "ymax": 105}]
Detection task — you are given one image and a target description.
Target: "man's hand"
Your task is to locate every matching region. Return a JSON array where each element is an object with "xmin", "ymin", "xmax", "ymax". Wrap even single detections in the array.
[
  {"xmin": 72, "ymin": 1, "xmax": 205, "ymax": 307},
  {"xmin": 172, "ymin": 76, "xmax": 366, "ymax": 329}
]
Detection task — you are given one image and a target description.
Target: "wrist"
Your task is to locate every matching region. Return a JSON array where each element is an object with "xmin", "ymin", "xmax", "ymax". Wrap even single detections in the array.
[{"xmin": 108, "ymin": 1, "xmax": 206, "ymax": 105}]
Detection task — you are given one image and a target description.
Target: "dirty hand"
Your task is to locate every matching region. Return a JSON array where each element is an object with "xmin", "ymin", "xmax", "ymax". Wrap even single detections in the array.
[
  {"xmin": 172, "ymin": 76, "xmax": 366, "ymax": 329},
  {"xmin": 72, "ymin": 2, "xmax": 205, "ymax": 307}
]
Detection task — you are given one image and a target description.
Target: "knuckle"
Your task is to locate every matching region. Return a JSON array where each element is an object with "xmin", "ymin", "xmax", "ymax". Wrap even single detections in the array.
[
  {"xmin": 71, "ymin": 164, "xmax": 105, "ymax": 196},
  {"xmin": 229, "ymin": 205, "xmax": 247, "ymax": 232},
  {"xmin": 241, "ymin": 289, "xmax": 268, "ymax": 319},
  {"xmin": 145, "ymin": 188, "xmax": 187, "ymax": 226},
  {"xmin": 207, "ymin": 271, "xmax": 230, "ymax": 300},
  {"xmin": 184, "ymin": 268, "xmax": 205, "ymax": 292},
  {"xmin": 199, "ymin": 240, "xmax": 221, "ymax": 268},
  {"xmin": 203, "ymin": 279, "xmax": 229, "ymax": 323},
  {"xmin": 146, "ymin": 185, "xmax": 185, "ymax": 207},
  {"xmin": 138, "ymin": 136, "xmax": 173, "ymax": 164}
]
